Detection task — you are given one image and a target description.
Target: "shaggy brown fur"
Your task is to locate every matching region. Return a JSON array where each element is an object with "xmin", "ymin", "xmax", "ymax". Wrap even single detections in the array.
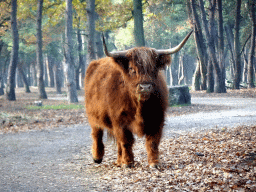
[{"xmin": 85, "ymin": 47, "xmax": 171, "ymax": 168}]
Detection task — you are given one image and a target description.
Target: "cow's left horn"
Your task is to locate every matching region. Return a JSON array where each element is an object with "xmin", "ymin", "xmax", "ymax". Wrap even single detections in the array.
[
  {"xmin": 102, "ymin": 33, "xmax": 127, "ymax": 58},
  {"xmin": 156, "ymin": 30, "xmax": 193, "ymax": 55}
]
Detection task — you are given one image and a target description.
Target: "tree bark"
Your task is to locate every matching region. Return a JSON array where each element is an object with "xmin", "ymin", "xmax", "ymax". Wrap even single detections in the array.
[
  {"xmin": 178, "ymin": 54, "xmax": 184, "ymax": 85},
  {"xmin": 76, "ymin": 26, "xmax": 84, "ymax": 90},
  {"xmin": 65, "ymin": 0, "xmax": 78, "ymax": 103},
  {"xmin": 54, "ymin": 60, "xmax": 62, "ymax": 94},
  {"xmin": 133, "ymin": 0, "xmax": 145, "ymax": 47},
  {"xmin": 17, "ymin": 62, "xmax": 31, "ymax": 93},
  {"xmin": 44, "ymin": 57, "xmax": 49, "ymax": 87},
  {"xmin": 6, "ymin": 0, "xmax": 19, "ymax": 101},
  {"xmin": 47, "ymin": 55, "xmax": 55, "ymax": 87},
  {"xmin": 87, "ymin": 0, "xmax": 96, "ymax": 64},
  {"xmin": 189, "ymin": 0, "xmax": 207, "ymax": 90},
  {"xmin": 0, "ymin": 41, "xmax": 3, "ymax": 95},
  {"xmin": 247, "ymin": 0, "xmax": 255, "ymax": 88},
  {"xmin": 217, "ymin": 0, "xmax": 226, "ymax": 92},
  {"xmin": 242, "ymin": 48, "xmax": 248, "ymax": 83},
  {"xmin": 16, "ymin": 69, "xmax": 24, "ymax": 88},
  {"xmin": 233, "ymin": 0, "xmax": 242, "ymax": 89},
  {"xmin": 225, "ymin": 25, "xmax": 235, "ymax": 79},
  {"xmin": 37, "ymin": 0, "xmax": 47, "ymax": 99},
  {"xmin": 32, "ymin": 62, "xmax": 37, "ymax": 86},
  {"xmin": 95, "ymin": 31, "xmax": 104, "ymax": 59},
  {"xmin": 199, "ymin": 0, "xmax": 223, "ymax": 93},
  {"xmin": 192, "ymin": 60, "xmax": 201, "ymax": 91}
]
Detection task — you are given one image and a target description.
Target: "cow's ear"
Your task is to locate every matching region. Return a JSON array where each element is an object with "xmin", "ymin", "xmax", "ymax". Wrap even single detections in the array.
[
  {"xmin": 157, "ymin": 54, "xmax": 171, "ymax": 69},
  {"xmin": 113, "ymin": 56, "xmax": 130, "ymax": 71}
]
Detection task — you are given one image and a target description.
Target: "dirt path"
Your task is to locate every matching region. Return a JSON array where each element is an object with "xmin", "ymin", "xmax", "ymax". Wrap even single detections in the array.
[
  {"xmin": 165, "ymin": 96, "xmax": 256, "ymax": 136},
  {"xmin": 0, "ymin": 91, "xmax": 256, "ymax": 191},
  {"xmin": 0, "ymin": 125, "xmax": 97, "ymax": 191}
]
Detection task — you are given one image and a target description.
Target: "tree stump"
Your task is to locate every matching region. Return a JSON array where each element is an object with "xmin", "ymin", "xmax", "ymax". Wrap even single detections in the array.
[{"xmin": 168, "ymin": 85, "xmax": 191, "ymax": 106}]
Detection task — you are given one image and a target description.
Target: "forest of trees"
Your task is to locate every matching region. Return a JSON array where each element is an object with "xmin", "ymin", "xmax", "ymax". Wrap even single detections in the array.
[{"xmin": 0, "ymin": 0, "xmax": 255, "ymax": 102}]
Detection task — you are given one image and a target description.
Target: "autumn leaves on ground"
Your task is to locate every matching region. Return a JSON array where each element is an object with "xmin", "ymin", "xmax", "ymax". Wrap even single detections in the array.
[{"xmin": 0, "ymin": 87, "xmax": 256, "ymax": 191}]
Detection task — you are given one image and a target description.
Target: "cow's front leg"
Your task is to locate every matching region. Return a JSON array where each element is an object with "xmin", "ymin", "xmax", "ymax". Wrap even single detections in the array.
[
  {"xmin": 91, "ymin": 127, "xmax": 104, "ymax": 164},
  {"xmin": 145, "ymin": 131, "xmax": 162, "ymax": 168},
  {"xmin": 115, "ymin": 128, "xmax": 134, "ymax": 168},
  {"xmin": 116, "ymin": 142, "xmax": 122, "ymax": 166}
]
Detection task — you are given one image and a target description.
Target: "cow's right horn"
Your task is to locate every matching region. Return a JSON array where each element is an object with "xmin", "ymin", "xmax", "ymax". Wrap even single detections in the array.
[
  {"xmin": 102, "ymin": 34, "xmax": 127, "ymax": 58},
  {"xmin": 156, "ymin": 30, "xmax": 193, "ymax": 55}
]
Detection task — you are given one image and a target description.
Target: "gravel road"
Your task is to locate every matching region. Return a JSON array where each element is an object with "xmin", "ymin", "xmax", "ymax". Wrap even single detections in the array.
[{"xmin": 1, "ymin": 96, "xmax": 256, "ymax": 191}]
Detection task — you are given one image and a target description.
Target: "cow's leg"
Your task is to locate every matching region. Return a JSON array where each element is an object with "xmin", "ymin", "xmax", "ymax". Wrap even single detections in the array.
[
  {"xmin": 116, "ymin": 142, "xmax": 122, "ymax": 166},
  {"xmin": 145, "ymin": 130, "xmax": 162, "ymax": 168},
  {"xmin": 115, "ymin": 128, "xmax": 134, "ymax": 168},
  {"xmin": 91, "ymin": 127, "xmax": 104, "ymax": 164}
]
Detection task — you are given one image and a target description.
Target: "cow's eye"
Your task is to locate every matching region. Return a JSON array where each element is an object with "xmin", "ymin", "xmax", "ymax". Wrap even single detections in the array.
[{"xmin": 129, "ymin": 67, "xmax": 136, "ymax": 76}]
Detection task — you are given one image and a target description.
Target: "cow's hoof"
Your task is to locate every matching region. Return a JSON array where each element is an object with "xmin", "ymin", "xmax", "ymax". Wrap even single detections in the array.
[
  {"xmin": 150, "ymin": 163, "xmax": 160, "ymax": 169},
  {"xmin": 93, "ymin": 158, "xmax": 102, "ymax": 164}
]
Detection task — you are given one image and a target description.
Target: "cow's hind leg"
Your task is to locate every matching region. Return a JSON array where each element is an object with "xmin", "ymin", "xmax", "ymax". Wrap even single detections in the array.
[
  {"xmin": 115, "ymin": 128, "xmax": 134, "ymax": 168},
  {"xmin": 91, "ymin": 127, "xmax": 104, "ymax": 164},
  {"xmin": 145, "ymin": 130, "xmax": 162, "ymax": 168}
]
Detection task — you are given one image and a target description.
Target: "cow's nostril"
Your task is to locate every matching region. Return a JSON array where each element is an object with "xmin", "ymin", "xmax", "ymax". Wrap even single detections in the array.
[{"xmin": 138, "ymin": 84, "xmax": 153, "ymax": 92}]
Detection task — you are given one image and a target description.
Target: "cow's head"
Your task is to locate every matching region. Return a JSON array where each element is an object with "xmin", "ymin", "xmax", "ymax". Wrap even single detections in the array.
[{"xmin": 102, "ymin": 31, "xmax": 193, "ymax": 101}]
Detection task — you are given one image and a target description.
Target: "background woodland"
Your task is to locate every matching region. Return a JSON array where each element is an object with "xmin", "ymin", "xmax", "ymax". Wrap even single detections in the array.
[{"xmin": 0, "ymin": 0, "xmax": 255, "ymax": 102}]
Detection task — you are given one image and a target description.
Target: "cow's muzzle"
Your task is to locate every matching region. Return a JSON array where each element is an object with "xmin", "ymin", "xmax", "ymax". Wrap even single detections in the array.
[{"xmin": 137, "ymin": 83, "xmax": 153, "ymax": 94}]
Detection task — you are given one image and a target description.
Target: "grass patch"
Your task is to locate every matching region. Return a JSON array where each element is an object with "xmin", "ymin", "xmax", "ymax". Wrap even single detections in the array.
[{"xmin": 26, "ymin": 104, "xmax": 84, "ymax": 110}]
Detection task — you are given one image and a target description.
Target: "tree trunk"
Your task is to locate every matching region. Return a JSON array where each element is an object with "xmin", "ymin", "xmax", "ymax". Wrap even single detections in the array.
[
  {"xmin": 65, "ymin": 0, "xmax": 78, "ymax": 103},
  {"xmin": 16, "ymin": 69, "xmax": 24, "ymax": 87},
  {"xmin": 37, "ymin": 0, "xmax": 47, "ymax": 99},
  {"xmin": 44, "ymin": 57, "xmax": 49, "ymax": 87},
  {"xmin": 0, "ymin": 75, "xmax": 4, "ymax": 95},
  {"xmin": 169, "ymin": 66, "xmax": 173, "ymax": 86},
  {"xmin": 247, "ymin": 0, "xmax": 255, "ymax": 88},
  {"xmin": 95, "ymin": 31, "xmax": 104, "ymax": 59},
  {"xmin": 217, "ymin": 0, "xmax": 226, "ymax": 92},
  {"xmin": 199, "ymin": 0, "xmax": 223, "ymax": 93},
  {"xmin": 189, "ymin": 0, "xmax": 207, "ymax": 90},
  {"xmin": 0, "ymin": 41, "xmax": 3, "ymax": 95},
  {"xmin": 178, "ymin": 53, "xmax": 185, "ymax": 85},
  {"xmin": 225, "ymin": 25, "xmax": 235, "ymax": 80},
  {"xmin": 133, "ymin": 0, "xmax": 145, "ymax": 47},
  {"xmin": 32, "ymin": 62, "xmax": 37, "ymax": 86},
  {"xmin": 81, "ymin": 55, "xmax": 86, "ymax": 88},
  {"xmin": 75, "ymin": 64, "xmax": 80, "ymax": 90},
  {"xmin": 87, "ymin": 0, "xmax": 96, "ymax": 64},
  {"xmin": 76, "ymin": 26, "xmax": 84, "ymax": 90},
  {"xmin": 55, "ymin": 60, "xmax": 62, "ymax": 94},
  {"xmin": 242, "ymin": 47, "xmax": 248, "ymax": 83},
  {"xmin": 233, "ymin": 0, "xmax": 242, "ymax": 89},
  {"xmin": 17, "ymin": 62, "xmax": 31, "ymax": 93},
  {"xmin": 47, "ymin": 55, "xmax": 55, "ymax": 87},
  {"xmin": 207, "ymin": 60, "xmax": 214, "ymax": 92},
  {"xmin": 6, "ymin": 0, "xmax": 19, "ymax": 101},
  {"xmin": 192, "ymin": 60, "xmax": 201, "ymax": 90}
]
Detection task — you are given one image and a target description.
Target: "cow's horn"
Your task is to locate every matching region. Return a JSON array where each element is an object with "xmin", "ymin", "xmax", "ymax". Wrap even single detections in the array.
[
  {"xmin": 156, "ymin": 30, "xmax": 193, "ymax": 55},
  {"xmin": 102, "ymin": 33, "xmax": 127, "ymax": 57}
]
